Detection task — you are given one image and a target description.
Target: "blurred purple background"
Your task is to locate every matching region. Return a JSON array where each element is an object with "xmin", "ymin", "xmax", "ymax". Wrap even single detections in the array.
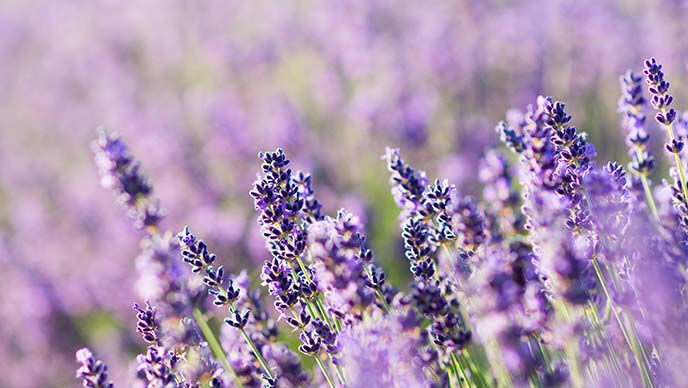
[{"xmin": 2, "ymin": 0, "xmax": 688, "ymax": 386}]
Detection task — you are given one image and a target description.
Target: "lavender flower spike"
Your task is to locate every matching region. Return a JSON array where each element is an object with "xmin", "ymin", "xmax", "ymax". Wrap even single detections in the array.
[
  {"xmin": 76, "ymin": 348, "xmax": 114, "ymax": 388},
  {"xmin": 618, "ymin": 69, "xmax": 658, "ymax": 219},
  {"xmin": 91, "ymin": 128, "xmax": 163, "ymax": 230},
  {"xmin": 644, "ymin": 58, "xmax": 688, "ymax": 205}
]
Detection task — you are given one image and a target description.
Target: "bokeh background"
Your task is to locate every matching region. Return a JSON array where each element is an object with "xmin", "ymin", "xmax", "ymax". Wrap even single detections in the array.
[{"xmin": 2, "ymin": 0, "xmax": 688, "ymax": 386}]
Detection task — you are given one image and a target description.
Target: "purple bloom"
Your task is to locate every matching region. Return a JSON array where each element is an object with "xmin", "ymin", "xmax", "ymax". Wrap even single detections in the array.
[
  {"xmin": 308, "ymin": 211, "xmax": 377, "ymax": 323},
  {"xmin": 619, "ymin": 70, "xmax": 655, "ymax": 177},
  {"xmin": 76, "ymin": 348, "xmax": 114, "ymax": 388},
  {"xmin": 383, "ymin": 147, "xmax": 430, "ymax": 220},
  {"xmin": 92, "ymin": 128, "xmax": 163, "ymax": 230},
  {"xmin": 479, "ymin": 148, "xmax": 525, "ymax": 236},
  {"xmin": 338, "ymin": 311, "xmax": 429, "ymax": 387},
  {"xmin": 136, "ymin": 346, "xmax": 178, "ymax": 387},
  {"xmin": 133, "ymin": 301, "xmax": 162, "ymax": 345},
  {"xmin": 525, "ymin": 191, "xmax": 594, "ymax": 305}
]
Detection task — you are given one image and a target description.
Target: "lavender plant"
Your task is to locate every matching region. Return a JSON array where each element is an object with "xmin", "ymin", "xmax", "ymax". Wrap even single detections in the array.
[{"xmin": 70, "ymin": 56, "xmax": 688, "ymax": 388}]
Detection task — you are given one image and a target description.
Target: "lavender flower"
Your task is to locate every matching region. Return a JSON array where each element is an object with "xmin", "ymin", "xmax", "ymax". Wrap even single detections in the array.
[
  {"xmin": 583, "ymin": 163, "xmax": 632, "ymax": 249},
  {"xmin": 76, "ymin": 348, "xmax": 114, "ymax": 388},
  {"xmin": 383, "ymin": 147, "xmax": 430, "ymax": 220},
  {"xmin": 452, "ymin": 196, "xmax": 487, "ymax": 251},
  {"xmin": 308, "ymin": 211, "xmax": 376, "ymax": 322},
  {"xmin": 133, "ymin": 301, "xmax": 162, "ymax": 345},
  {"xmin": 136, "ymin": 346, "xmax": 179, "ymax": 387},
  {"xmin": 619, "ymin": 70, "xmax": 655, "ymax": 177},
  {"xmin": 526, "ymin": 191, "xmax": 594, "ymax": 305},
  {"xmin": 92, "ymin": 128, "xmax": 163, "ymax": 230},
  {"xmin": 177, "ymin": 226, "xmax": 276, "ymax": 382},
  {"xmin": 338, "ymin": 311, "xmax": 429, "ymax": 387},
  {"xmin": 479, "ymin": 148, "xmax": 525, "ymax": 236},
  {"xmin": 644, "ymin": 58, "xmax": 688, "ymax": 243}
]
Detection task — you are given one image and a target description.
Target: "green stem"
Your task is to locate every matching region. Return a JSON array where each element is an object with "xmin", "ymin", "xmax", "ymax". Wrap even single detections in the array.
[
  {"xmin": 661, "ymin": 107, "xmax": 688, "ymax": 202},
  {"xmin": 587, "ymin": 302, "xmax": 626, "ymax": 385},
  {"xmin": 591, "ymin": 259, "xmax": 654, "ymax": 387},
  {"xmin": 239, "ymin": 328, "xmax": 275, "ymax": 380},
  {"xmin": 314, "ymin": 356, "xmax": 336, "ymax": 388},
  {"xmin": 363, "ymin": 266, "xmax": 391, "ymax": 313},
  {"xmin": 639, "ymin": 174, "xmax": 659, "ymax": 222},
  {"xmin": 192, "ymin": 308, "xmax": 244, "ymax": 388},
  {"xmin": 581, "ymin": 185, "xmax": 656, "ymax": 386},
  {"xmin": 461, "ymin": 352, "xmax": 483, "ymax": 388},
  {"xmin": 449, "ymin": 354, "xmax": 466, "ymax": 387},
  {"xmin": 295, "ymin": 255, "xmax": 341, "ymax": 332},
  {"xmin": 288, "ymin": 308, "xmax": 346, "ymax": 385},
  {"xmin": 535, "ymin": 336, "xmax": 551, "ymax": 375}
]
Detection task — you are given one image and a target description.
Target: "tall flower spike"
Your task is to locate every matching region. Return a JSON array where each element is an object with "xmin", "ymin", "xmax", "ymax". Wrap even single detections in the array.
[
  {"xmin": 308, "ymin": 212, "xmax": 376, "ymax": 322},
  {"xmin": 384, "ymin": 147, "xmax": 430, "ymax": 220},
  {"xmin": 619, "ymin": 70, "xmax": 655, "ymax": 176},
  {"xmin": 177, "ymin": 226, "xmax": 277, "ymax": 383},
  {"xmin": 644, "ymin": 58, "xmax": 688, "ymax": 203},
  {"xmin": 75, "ymin": 348, "xmax": 115, "ymax": 388},
  {"xmin": 478, "ymin": 148, "xmax": 525, "ymax": 236},
  {"xmin": 618, "ymin": 69, "xmax": 659, "ymax": 220},
  {"xmin": 136, "ymin": 346, "xmax": 179, "ymax": 386},
  {"xmin": 91, "ymin": 128, "xmax": 163, "ymax": 230},
  {"xmin": 133, "ymin": 301, "xmax": 162, "ymax": 345}
]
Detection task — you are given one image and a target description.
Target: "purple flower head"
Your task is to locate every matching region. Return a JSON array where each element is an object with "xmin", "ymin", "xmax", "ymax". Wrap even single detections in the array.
[
  {"xmin": 136, "ymin": 346, "xmax": 178, "ymax": 386},
  {"xmin": 525, "ymin": 191, "xmax": 594, "ymax": 305},
  {"xmin": 520, "ymin": 96, "xmax": 560, "ymax": 192},
  {"xmin": 338, "ymin": 311, "xmax": 429, "ymax": 387},
  {"xmin": 401, "ymin": 218, "xmax": 436, "ymax": 280},
  {"xmin": 75, "ymin": 348, "xmax": 114, "ymax": 388},
  {"xmin": 309, "ymin": 214, "xmax": 375, "ymax": 321},
  {"xmin": 479, "ymin": 148, "xmax": 524, "ymax": 235},
  {"xmin": 92, "ymin": 128, "xmax": 162, "ymax": 230},
  {"xmin": 293, "ymin": 171, "xmax": 324, "ymax": 224},
  {"xmin": 584, "ymin": 163, "xmax": 633, "ymax": 250},
  {"xmin": 262, "ymin": 344, "xmax": 311, "ymax": 387},
  {"xmin": 452, "ymin": 196, "xmax": 487, "ymax": 251},
  {"xmin": 260, "ymin": 258, "xmax": 300, "ymax": 319},
  {"xmin": 133, "ymin": 301, "xmax": 162, "ymax": 345},
  {"xmin": 644, "ymin": 58, "xmax": 676, "ymax": 122},
  {"xmin": 383, "ymin": 147, "xmax": 430, "ymax": 219},
  {"xmin": 250, "ymin": 149, "xmax": 312, "ymax": 265},
  {"xmin": 176, "ymin": 226, "xmax": 252, "ymax": 330}
]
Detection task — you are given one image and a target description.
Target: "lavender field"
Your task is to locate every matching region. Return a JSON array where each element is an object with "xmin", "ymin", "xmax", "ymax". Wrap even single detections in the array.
[{"xmin": 3, "ymin": 1, "xmax": 688, "ymax": 387}]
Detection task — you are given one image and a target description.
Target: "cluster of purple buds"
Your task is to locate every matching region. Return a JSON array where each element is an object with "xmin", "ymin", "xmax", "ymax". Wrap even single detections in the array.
[
  {"xmin": 133, "ymin": 301, "xmax": 162, "ymax": 345},
  {"xmin": 545, "ymin": 98, "xmax": 596, "ymax": 209},
  {"xmin": 644, "ymin": 58, "xmax": 677, "ymax": 129},
  {"xmin": 584, "ymin": 163, "xmax": 632, "ymax": 248},
  {"xmin": 309, "ymin": 210, "xmax": 380, "ymax": 322},
  {"xmin": 452, "ymin": 196, "xmax": 487, "ymax": 252},
  {"xmin": 250, "ymin": 149, "xmax": 309, "ymax": 264},
  {"xmin": 479, "ymin": 149, "xmax": 525, "ymax": 236},
  {"xmin": 92, "ymin": 128, "xmax": 163, "ymax": 230},
  {"xmin": 643, "ymin": 58, "xmax": 688, "ymax": 247},
  {"xmin": 384, "ymin": 147, "xmax": 431, "ymax": 220},
  {"xmin": 402, "ymin": 218, "xmax": 436, "ymax": 280},
  {"xmin": 136, "ymin": 346, "xmax": 180, "ymax": 386},
  {"xmin": 645, "ymin": 57, "xmax": 684, "ymax": 155},
  {"xmin": 251, "ymin": 149, "xmax": 348, "ymax": 386},
  {"xmin": 76, "ymin": 348, "xmax": 114, "ymax": 388},
  {"xmin": 293, "ymin": 171, "xmax": 324, "ymax": 223},
  {"xmin": 178, "ymin": 227, "xmax": 247, "ymax": 328},
  {"xmin": 516, "ymin": 96, "xmax": 560, "ymax": 193},
  {"xmin": 260, "ymin": 258, "xmax": 300, "ymax": 316},
  {"xmin": 619, "ymin": 70, "xmax": 655, "ymax": 176}
]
